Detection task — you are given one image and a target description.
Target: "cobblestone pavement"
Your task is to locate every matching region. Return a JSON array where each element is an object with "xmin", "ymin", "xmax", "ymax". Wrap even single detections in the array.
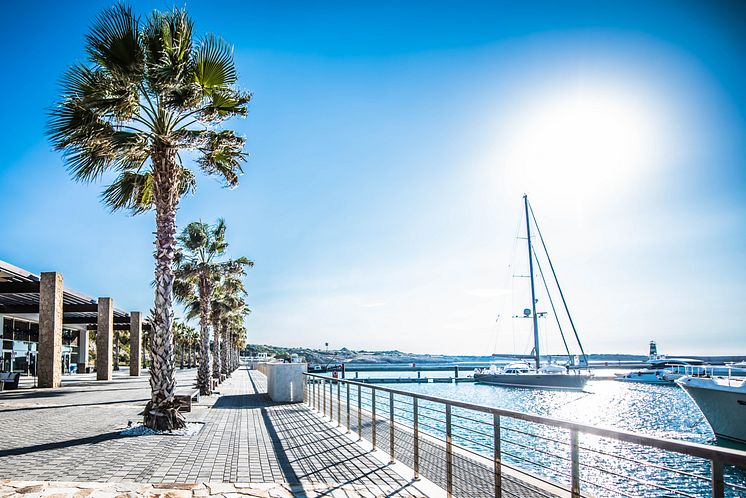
[
  {"xmin": 0, "ymin": 368, "xmax": 430, "ymax": 497},
  {"xmin": 0, "ymin": 480, "xmax": 398, "ymax": 497}
]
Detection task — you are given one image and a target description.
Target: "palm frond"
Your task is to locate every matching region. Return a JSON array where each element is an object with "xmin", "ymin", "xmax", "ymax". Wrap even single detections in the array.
[
  {"xmin": 178, "ymin": 221, "xmax": 210, "ymax": 251},
  {"xmin": 173, "ymin": 277, "xmax": 196, "ymax": 303},
  {"xmin": 144, "ymin": 8, "xmax": 195, "ymax": 96},
  {"xmin": 86, "ymin": 4, "xmax": 144, "ymax": 81},
  {"xmin": 193, "ymin": 34, "xmax": 237, "ymax": 94},
  {"xmin": 101, "ymin": 170, "xmax": 154, "ymax": 213},
  {"xmin": 199, "ymin": 89, "xmax": 251, "ymax": 122},
  {"xmin": 195, "ymin": 130, "xmax": 246, "ymax": 187}
]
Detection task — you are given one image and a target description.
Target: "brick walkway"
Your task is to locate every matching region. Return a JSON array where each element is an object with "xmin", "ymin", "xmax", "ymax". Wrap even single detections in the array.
[{"xmin": 0, "ymin": 367, "xmax": 430, "ymax": 496}]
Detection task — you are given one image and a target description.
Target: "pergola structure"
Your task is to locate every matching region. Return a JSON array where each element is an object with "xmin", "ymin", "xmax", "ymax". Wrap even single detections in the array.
[{"xmin": 0, "ymin": 260, "xmax": 149, "ymax": 388}]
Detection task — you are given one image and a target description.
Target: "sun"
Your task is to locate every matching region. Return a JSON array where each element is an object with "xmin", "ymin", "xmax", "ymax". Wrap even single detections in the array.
[{"xmin": 495, "ymin": 80, "xmax": 666, "ymax": 203}]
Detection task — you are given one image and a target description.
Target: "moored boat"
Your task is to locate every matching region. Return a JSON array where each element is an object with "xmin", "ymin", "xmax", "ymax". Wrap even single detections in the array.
[
  {"xmin": 615, "ymin": 369, "xmax": 675, "ymax": 385},
  {"xmin": 475, "ymin": 362, "xmax": 588, "ymax": 390},
  {"xmin": 475, "ymin": 195, "xmax": 591, "ymax": 391},
  {"xmin": 677, "ymin": 376, "xmax": 746, "ymax": 444}
]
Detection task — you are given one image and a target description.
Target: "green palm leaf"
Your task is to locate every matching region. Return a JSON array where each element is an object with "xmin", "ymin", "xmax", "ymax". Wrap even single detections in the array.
[{"xmin": 194, "ymin": 34, "xmax": 237, "ymax": 93}]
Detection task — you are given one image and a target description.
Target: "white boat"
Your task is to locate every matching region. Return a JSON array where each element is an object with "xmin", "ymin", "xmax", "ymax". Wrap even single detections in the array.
[
  {"xmin": 677, "ymin": 376, "xmax": 746, "ymax": 444},
  {"xmin": 474, "ymin": 195, "xmax": 590, "ymax": 391},
  {"xmin": 615, "ymin": 369, "xmax": 676, "ymax": 385},
  {"xmin": 614, "ymin": 342, "xmax": 746, "ymax": 385}
]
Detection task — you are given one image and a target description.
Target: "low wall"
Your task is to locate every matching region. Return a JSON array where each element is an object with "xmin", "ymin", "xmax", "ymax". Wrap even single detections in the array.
[{"xmin": 258, "ymin": 362, "xmax": 307, "ymax": 402}]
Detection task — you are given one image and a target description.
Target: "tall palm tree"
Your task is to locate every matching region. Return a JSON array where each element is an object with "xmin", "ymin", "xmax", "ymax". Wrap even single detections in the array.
[
  {"xmin": 174, "ymin": 219, "xmax": 245, "ymax": 394},
  {"xmin": 48, "ymin": 5, "xmax": 250, "ymax": 430}
]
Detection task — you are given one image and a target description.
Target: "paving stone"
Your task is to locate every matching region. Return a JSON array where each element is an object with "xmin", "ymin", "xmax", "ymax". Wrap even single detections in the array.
[
  {"xmin": 15, "ymin": 485, "xmax": 44, "ymax": 494},
  {"xmin": 0, "ymin": 368, "xmax": 554, "ymax": 498}
]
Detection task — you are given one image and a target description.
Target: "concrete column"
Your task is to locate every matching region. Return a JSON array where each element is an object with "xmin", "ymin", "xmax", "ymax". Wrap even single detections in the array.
[
  {"xmin": 96, "ymin": 297, "xmax": 113, "ymax": 381},
  {"xmin": 129, "ymin": 311, "xmax": 142, "ymax": 377},
  {"xmin": 77, "ymin": 329, "xmax": 89, "ymax": 373},
  {"xmin": 38, "ymin": 272, "xmax": 63, "ymax": 388}
]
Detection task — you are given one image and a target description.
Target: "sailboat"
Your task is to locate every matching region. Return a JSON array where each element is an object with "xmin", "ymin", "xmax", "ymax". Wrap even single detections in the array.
[{"xmin": 474, "ymin": 195, "xmax": 591, "ymax": 391}]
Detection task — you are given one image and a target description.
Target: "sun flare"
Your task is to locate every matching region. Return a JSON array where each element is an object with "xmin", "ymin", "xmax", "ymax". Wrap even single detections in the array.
[{"xmin": 496, "ymin": 82, "xmax": 666, "ymax": 201}]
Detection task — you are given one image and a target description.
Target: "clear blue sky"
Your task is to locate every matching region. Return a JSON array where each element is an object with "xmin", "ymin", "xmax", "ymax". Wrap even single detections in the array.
[{"xmin": 1, "ymin": 1, "xmax": 745, "ymax": 355}]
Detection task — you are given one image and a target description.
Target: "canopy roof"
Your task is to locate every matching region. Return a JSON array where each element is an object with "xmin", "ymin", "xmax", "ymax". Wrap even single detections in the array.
[{"xmin": 0, "ymin": 259, "xmax": 133, "ymax": 330}]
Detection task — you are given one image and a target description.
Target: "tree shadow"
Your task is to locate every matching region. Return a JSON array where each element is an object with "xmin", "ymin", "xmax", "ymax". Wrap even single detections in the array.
[{"xmin": 0, "ymin": 431, "xmax": 128, "ymax": 458}]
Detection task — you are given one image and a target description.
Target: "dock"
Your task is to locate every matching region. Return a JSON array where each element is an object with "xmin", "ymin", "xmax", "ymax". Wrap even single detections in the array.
[{"xmin": 358, "ymin": 376, "xmax": 476, "ymax": 384}]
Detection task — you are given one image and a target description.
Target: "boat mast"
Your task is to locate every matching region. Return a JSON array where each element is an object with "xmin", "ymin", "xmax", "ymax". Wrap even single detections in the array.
[{"xmin": 524, "ymin": 194, "xmax": 541, "ymax": 369}]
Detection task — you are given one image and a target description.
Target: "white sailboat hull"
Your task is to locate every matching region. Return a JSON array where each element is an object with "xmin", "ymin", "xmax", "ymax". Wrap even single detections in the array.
[{"xmin": 475, "ymin": 372, "xmax": 589, "ymax": 390}]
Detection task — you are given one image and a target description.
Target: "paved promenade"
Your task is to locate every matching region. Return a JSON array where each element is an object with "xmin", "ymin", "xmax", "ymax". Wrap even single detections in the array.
[{"xmin": 0, "ymin": 367, "xmax": 431, "ymax": 496}]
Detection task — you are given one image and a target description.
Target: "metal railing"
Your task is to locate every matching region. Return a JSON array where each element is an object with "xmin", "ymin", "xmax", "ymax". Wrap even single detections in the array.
[{"xmin": 303, "ymin": 373, "xmax": 746, "ymax": 498}]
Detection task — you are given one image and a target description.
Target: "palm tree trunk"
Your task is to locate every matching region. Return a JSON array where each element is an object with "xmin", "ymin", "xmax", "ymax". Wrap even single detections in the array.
[
  {"xmin": 197, "ymin": 276, "xmax": 212, "ymax": 395},
  {"xmin": 144, "ymin": 146, "xmax": 185, "ymax": 431},
  {"xmin": 230, "ymin": 333, "xmax": 237, "ymax": 371},
  {"xmin": 221, "ymin": 320, "xmax": 229, "ymax": 377},
  {"xmin": 212, "ymin": 316, "xmax": 222, "ymax": 381}
]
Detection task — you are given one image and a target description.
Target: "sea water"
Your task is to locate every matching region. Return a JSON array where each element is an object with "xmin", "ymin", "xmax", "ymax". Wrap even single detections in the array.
[{"xmin": 333, "ymin": 371, "xmax": 746, "ymax": 497}]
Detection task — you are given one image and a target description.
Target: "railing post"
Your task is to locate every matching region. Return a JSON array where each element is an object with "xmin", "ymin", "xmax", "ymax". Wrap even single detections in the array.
[
  {"xmin": 337, "ymin": 379, "xmax": 341, "ymax": 427},
  {"xmin": 329, "ymin": 378, "xmax": 333, "ymax": 419},
  {"xmin": 316, "ymin": 377, "xmax": 320, "ymax": 410},
  {"xmin": 413, "ymin": 397, "xmax": 420, "ymax": 480},
  {"xmin": 446, "ymin": 404, "xmax": 453, "ymax": 498},
  {"xmin": 372, "ymin": 388, "xmax": 377, "ymax": 449},
  {"xmin": 494, "ymin": 414, "xmax": 502, "ymax": 498},
  {"xmin": 712, "ymin": 459, "xmax": 725, "ymax": 498},
  {"xmin": 346, "ymin": 382, "xmax": 351, "ymax": 433},
  {"xmin": 571, "ymin": 428, "xmax": 580, "ymax": 498},
  {"xmin": 389, "ymin": 391, "xmax": 395, "ymax": 463},
  {"xmin": 357, "ymin": 384, "xmax": 362, "ymax": 441},
  {"xmin": 323, "ymin": 379, "xmax": 327, "ymax": 417}
]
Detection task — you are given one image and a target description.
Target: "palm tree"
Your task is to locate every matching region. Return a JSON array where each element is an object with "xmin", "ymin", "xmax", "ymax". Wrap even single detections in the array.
[
  {"xmin": 174, "ymin": 219, "xmax": 243, "ymax": 394},
  {"xmin": 210, "ymin": 262, "xmax": 251, "ymax": 377},
  {"xmin": 48, "ymin": 5, "xmax": 250, "ymax": 430}
]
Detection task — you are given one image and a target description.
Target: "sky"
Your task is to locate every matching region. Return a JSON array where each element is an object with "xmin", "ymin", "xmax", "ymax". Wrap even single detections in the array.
[{"xmin": 1, "ymin": 1, "xmax": 745, "ymax": 356}]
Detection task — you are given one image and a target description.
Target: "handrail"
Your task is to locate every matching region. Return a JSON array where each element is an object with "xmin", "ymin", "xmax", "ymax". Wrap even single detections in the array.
[{"xmin": 303, "ymin": 372, "xmax": 746, "ymax": 467}]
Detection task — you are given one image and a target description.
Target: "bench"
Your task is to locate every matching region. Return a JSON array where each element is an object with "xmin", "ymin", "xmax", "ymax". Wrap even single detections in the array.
[
  {"xmin": 174, "ymin": 388, "xmax": 200, "ymax": 413},
  {"xmin": 0, "ymin": 372, "xmax": 20, "ymax": 390}
]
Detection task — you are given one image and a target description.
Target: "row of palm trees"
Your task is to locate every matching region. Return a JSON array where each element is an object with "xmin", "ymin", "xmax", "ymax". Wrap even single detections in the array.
[
  {"xmin": 48, "ymin": 5, "xmax": 251, "ymax": 429},
  {"xmin": 174, "ymin": 219, "xmax": 251, "ymax": 396}
]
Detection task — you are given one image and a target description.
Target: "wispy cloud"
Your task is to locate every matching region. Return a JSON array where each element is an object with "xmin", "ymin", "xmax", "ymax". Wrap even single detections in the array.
[{"xmin": 362, "ymin": 302, "xmax": 386, "ymax": 308}]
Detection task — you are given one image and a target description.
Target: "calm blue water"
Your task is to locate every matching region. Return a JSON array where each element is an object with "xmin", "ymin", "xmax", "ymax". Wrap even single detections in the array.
[{"xmin": 323, "ymin": 371, "xmax": 746, "ymax": 497}]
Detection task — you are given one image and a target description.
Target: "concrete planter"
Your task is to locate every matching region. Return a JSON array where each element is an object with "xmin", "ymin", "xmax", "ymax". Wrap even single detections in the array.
[{"xmin": 258, "ymin": 362, "xmax": 307, "ymax": 403}]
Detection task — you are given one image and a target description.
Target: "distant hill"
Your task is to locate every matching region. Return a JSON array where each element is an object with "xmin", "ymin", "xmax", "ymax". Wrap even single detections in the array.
[{"xmin": 243, "ymin": 344, "xmax": 746, "ymax": 365}]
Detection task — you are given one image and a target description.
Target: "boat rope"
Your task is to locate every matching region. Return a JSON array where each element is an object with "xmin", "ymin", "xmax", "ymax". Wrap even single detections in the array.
[{"xmin": 527, "ymin": 200, "xmax": 589, "ymax": 366}]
